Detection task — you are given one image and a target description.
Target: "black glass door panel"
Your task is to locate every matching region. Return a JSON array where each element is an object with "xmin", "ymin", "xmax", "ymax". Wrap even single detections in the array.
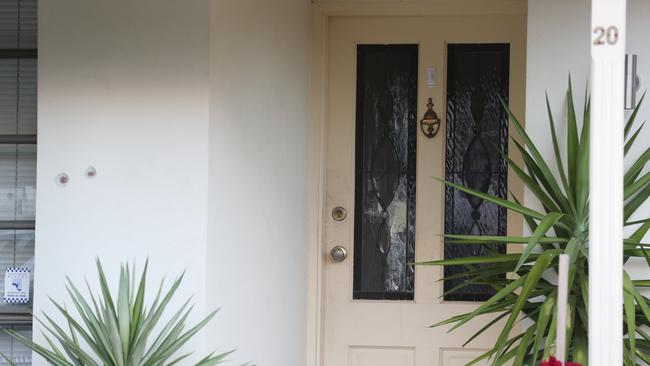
[
  {"xmin": 444, "ymin": 44, "xmax": 510, "ymax": 301},
  {"xmin": 353, "ymin": 44, "xmax": 417, "ymax": 300}
]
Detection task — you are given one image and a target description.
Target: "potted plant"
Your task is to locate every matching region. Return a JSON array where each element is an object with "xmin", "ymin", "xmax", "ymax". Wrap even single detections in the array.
[
  {"xmin": 419, "ymin": 83, "xmax": 650, "ymax": 365},
  {"xmin": 2, "ymin": 259, "xmax": 237, "ymax": 366}
]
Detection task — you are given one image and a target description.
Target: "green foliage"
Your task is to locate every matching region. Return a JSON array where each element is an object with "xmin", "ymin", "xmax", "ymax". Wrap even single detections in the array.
[
  {"xmin": 4, "ymin": 259, "xmax": 233, "ymax": 366},
  {"xmin": 418, "ymin": 82, "xmax": 650, "ymax": 365}
]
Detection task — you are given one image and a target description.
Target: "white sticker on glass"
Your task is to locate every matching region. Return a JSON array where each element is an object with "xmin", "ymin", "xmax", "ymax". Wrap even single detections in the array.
[{"xmin": 4, "ymin": 267, "xmax": 30, "ymax": 304}]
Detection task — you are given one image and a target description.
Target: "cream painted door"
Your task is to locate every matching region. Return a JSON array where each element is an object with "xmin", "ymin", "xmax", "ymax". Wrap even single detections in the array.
[{"xmin": 322, "ymin": 14, "xmax": 526, "ymax": 366}]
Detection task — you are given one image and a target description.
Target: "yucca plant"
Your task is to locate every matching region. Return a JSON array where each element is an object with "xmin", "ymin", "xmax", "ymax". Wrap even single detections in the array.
[
  {"xmin": 2, "ymin": 259, "xmax": 233, "ymax": 366},
  {"xmin": 419, "ymin": 82, "xmax": 650, "ymax": 366}
]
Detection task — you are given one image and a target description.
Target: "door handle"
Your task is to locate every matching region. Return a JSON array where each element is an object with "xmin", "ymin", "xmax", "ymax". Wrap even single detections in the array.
[{"xmin": 330, "ymin": 246, "xmax": 348, "ymax": 263}]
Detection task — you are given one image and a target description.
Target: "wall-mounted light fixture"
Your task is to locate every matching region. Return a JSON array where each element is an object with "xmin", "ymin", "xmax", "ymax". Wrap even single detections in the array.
[
  {"xmin": 625, "ymin": 54, "xmax": 640, "ymax": 110},
  {"xmin": 420, "ymin": 98, "xmax": 441, "ymax": 138}
]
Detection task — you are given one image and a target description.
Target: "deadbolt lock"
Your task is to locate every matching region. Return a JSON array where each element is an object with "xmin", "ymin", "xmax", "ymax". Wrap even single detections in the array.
[{"xmin": 332, "ymin": 206, "xmax": 347, "ymax": 221}]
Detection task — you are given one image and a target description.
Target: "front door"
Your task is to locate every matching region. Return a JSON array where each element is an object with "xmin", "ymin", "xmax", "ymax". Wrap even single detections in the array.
[{"xmin": 322, "ymin": 13, "xmax": 526, "ymax": 366}]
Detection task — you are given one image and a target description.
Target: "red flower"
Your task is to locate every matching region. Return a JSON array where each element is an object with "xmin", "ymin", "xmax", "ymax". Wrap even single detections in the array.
[
  {"xmin": 540, "ymin": 357, "xmax": 581, "ymax": 366},
  {"xmin": 541, "ymin": 357, "xmax": 562, "ymax": 366}
]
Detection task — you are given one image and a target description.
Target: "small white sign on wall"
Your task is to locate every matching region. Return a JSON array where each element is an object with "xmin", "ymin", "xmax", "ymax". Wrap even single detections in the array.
[{"xmin": 4, "ymin": 267, "xmax": 30, "ymax": 304}]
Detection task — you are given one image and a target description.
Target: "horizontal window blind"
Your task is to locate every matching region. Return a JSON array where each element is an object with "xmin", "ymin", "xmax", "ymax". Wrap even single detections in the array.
[
  {"xmin": 0, "ymin": 326, "xmax": 31, "ymax": 365},
  {"xmin": 0, "ymin": 59, "xmax": 36, "ymax": 135},
  {"xmin": 0, "ymin": 0, "xmax": 37, "ymax": 332},
  {"xmin": 0, "ymin": 0, "xmax": 36, "ymax": 50},
  {"xmin": 0, "ymin": 145, "xmax": 36, "ymax": 220},
  {"xmin": 0, "ymin": 231, "xmax": 33, "ymax": 310}
]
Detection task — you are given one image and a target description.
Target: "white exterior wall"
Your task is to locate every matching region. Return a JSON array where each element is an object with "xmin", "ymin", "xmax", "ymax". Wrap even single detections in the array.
[
  {"xmin": 207, "ymin": 1, "xmax": 310, "ymax": 365},
  {"xmin": 525, "ymin": 0, "xmax": 590, "ymax": 183},
  {"xmin": 526, "ymin": 0, "xmax": 650, "ymax": 264},
  {"xmin": 36, "ymin": 0, "xmax": 310, "ymax": 365},
  {"xmin": 36, "ymin": 0, "xmax": 211, "ymax": 359}
]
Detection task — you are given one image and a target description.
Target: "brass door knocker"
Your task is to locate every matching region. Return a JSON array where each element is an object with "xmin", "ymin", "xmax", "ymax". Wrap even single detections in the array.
[{"xmin": 420, "ymin": 98, "xmax": 441, "ymax": 138}]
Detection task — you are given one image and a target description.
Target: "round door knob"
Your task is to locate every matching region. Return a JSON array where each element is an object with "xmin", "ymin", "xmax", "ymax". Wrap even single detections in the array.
[{"xmin": 330, "ymin": 246, "xmax": 348, "ymax": 263}]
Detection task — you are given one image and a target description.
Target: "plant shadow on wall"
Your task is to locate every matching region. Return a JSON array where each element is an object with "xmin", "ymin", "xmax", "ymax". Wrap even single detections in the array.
[
  {"xmin": 418, "ymin": 81, "xmax": 650, "ymax": 366},
  {"xmin": 0, "ymin": 259, "xmax": 250, "ymax": 366}
]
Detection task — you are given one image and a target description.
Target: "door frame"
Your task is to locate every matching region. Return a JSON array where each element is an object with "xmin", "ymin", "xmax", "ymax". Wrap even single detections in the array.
[{"xmin": 306, "ymin": 2, "xmax": 528, "ymax": 366}]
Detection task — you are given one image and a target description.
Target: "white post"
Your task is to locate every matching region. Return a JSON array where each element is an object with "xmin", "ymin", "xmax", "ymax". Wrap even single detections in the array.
[
  {"xmin": 556, "ymin": 254, "xmax": 569, "ymax": 364},
  {"xmin": 590, "ymin": 0, "xmax": 626, "ymax": 366}
]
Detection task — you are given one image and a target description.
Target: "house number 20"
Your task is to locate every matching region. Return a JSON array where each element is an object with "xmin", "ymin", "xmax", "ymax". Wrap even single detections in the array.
[{"xmin": 593, "ymin": 26, "xmax": 619, "ymax": 45}]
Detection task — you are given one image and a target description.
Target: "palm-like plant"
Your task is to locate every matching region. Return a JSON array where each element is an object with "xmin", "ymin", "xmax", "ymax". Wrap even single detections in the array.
[
  {"xmin": 2, "ymin": 260, "xmax": 233, "ymax": 366},
  {"xmin": 419, "ymin": 83, "xmax": 650, "ymax": 366}
]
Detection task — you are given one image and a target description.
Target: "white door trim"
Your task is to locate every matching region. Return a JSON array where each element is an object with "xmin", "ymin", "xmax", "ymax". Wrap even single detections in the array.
[{"xmin": 306, "ymin": 3, "xmax": 528, "ymax": 366}]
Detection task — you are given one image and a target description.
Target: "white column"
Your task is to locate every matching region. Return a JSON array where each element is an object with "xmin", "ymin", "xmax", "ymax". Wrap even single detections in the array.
[{"xmin": 590, "ymin": 1, "xmax": 626, "ymax": 366}]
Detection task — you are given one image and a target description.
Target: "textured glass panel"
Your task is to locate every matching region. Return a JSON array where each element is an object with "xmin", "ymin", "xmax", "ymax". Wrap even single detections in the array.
[
  {"xmin": 0, "ymin": 326, "xmax": 31, "ymax": 366},
  {"xmin": 0, "ymin": 58, "xmax": 37, "ymax": 135},
  {"xmin": 0, "ymin": 145, "xmax": 36, "ymax": 221},
  {"xmin": 0, "ymin": 230, "xmax": 33, "ymax": 310},
  {"xmin": 353, "ymin": 45, "xmax": 417, "ymax": 300},
  {"xmin": 444, "ymin": 44, "xmax": 509, "ymax": 302},
  {"xmin": 0, "ymin": 0, "xmax": 37, "ymax": 49}
]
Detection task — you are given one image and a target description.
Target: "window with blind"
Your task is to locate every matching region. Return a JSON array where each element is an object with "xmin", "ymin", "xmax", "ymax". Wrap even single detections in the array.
[{"xmin": 0, "ymin": 1, "xmax": 37, "ymax": 365}]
